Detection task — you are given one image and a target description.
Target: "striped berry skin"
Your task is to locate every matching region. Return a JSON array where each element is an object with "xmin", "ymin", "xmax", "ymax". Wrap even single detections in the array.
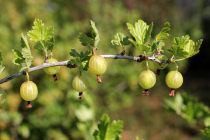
[
  {"xmin": 44, "ymin": 58, "xmax": 60, "ymax": 75},
  {"xmin": 72, "ymin": 76, "xmax": 87, "ymax": 92},
  {"xmin": 20, "ymin": 81, "xmax": 38, "ymax": 101},
  {"xmin": 165, "ymin": 70, "xmax": 183, "ymax": 89},
  {"xmin": 138, "ymin": 70, "xmax": 156, "ymax": 90},
  {"xmin": 88, "ymin": 55, "xmax": 107, "ymax": 76},
  {"xmin": 72, "ymin": 76, "xmax": 87, "ymax": 99}
]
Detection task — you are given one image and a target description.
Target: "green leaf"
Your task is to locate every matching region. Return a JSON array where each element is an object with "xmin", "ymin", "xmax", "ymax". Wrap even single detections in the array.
[
  {"xmin": 27, "ymin": 19, "xmax": 54, "ymax": 52},
  {"xmin": 93, "ymin": 114, "xmax": 123, "ymax": 140},
  {"xmin": 93, "ymin": 114, "xmax": 110, "ymax": 140},
  {"xmin": 28, "ymin": 19, "xmax": 54, "ymax": 42},
  {"xmin": 79, "ymin": 20, "xmax": 100, "ymax": 48},
  {"xmin": 156, "ymin": 22, "xmax": 171, "ymax": 41},
  {"xmin": 127, "ymin": 20, "xmax": 153, "ymax": 51},
  {"xmin": 144, "ymin": 23, "xmax": 153, "ymax": 43},
  {"xmin": 13, "ymin": 34, "xmax": 33, "ymax": 70},
  {"xmin": 69, "ymin": 49, "xmax": 81, "ymax": 57},
  {"xmin": 106, "ymin": 120, "xmax": 123, "ymax": 140},
  {"xmin": 183, "ymin": 39, "xmax": 203, "ymax": 58},
  {"xmin": 164, "ymin": 93, "xmax": 184, "ymax": 115},
  {"xmin": 69, "ymin": 49, "xmax": 91, "ymax": 71},
  {"xmin": 12, "ymin": 49, "xmax": 25, "ymax": 65},
  {"xmin": 79, "ymin": 33, "xmax": 95, "ymax": 47},
  {"xmin": 164, "ymin": 92, "xmax": 210, "ymax": 126},
  {"xmin": 111, "ymin": 33, "xmax": 130, "ymax": 47},
  {"xmin": 170, "ymin": 35, "xmax": 190, "ymax": 58},
  {"xmin": 201, "ymin": 128, "xmax": 210, "ymax": 140},
  {"xmin": 90, "ymin": 20, "xmax": 100, "ymax": 47}
]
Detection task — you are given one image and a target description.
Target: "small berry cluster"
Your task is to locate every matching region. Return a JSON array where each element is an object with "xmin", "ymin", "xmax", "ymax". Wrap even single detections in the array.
[
  {"xmin": 72, "ymin": 50, "xmax": 107, "ymax": 99},
  {"xmin": 20, "ymin": 57, "xmax": 61, "ymax": 108}
]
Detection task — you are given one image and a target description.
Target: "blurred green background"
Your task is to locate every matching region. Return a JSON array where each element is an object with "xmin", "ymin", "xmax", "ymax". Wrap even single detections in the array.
[{"xmin": 0, "ymin": 0, "xmax": 210, "ymax": 139}]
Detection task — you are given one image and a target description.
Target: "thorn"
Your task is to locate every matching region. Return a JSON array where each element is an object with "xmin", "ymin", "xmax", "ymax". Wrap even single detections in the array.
[
  {"xmin": 142, "ymin": 89, "xmax": 150, "ymax": 96},
  {"xmin": 97, "ymin": 75, "xmax": 102, "ymax": 83},
  {"xmin": 169, "ymin": 89, "xmax": 175, "ymax": 97},
  {"xmin": 26, "ymin": 101, "xmax": 32, "ymax": 109},
  {"xmin": 78, "ymin": 92, "xmax": 83, "ymax": 99},
  {"xmin": 53, "ymin": 74, "xmax": 58, "ymax": 81},
  {"xmin": 156, "ymin": 69, "xmax": 161, "ymax": 76}
]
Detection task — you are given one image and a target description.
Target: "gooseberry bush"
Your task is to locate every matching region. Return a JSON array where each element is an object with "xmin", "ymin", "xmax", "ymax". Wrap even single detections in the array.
[{"xmin": 0, "ymin": 19, "xmax": 203, "ymax": 111}]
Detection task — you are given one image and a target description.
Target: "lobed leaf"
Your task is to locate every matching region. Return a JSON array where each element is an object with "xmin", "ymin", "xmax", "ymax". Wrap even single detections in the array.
[
  {"xmin": 93, "ymin": 114, "xmax": 123, "ymax": 140},
  {"xmin": 156, "ymin": 22, "xmax": 171, "ymax": 41},
  {"xmin": 69, "ymin": 49, "xmax": 91, "ymax": 71},
  {"xmin": 164, "ymin": 92, "xmax": 210, "ymax": 126},
  {"xmin": 69, "ymin": 49, "xmax": 81, "ymax": 57},
  {"xmin": 111, "ymin": 33, "xmax": 130, "ymax": 47},
  {"xmin": 28, "ymin": 19, "xmax": 54, "ymax": 42},
  {"xmin": 127, "ymin": 20, "xmax": 153, "ymax": 52},
  {"xmin": 170, "ymin": 35, "xmax": 190, "ymax": 58},
  {"xmin": 79, "ymin": 20, "xmax": 100, "ymax": 48},
  {"xmin": 184, "ymin": 39, "xmax": 203, "ymax": 58},
  {"xmin": 27, "ymin": 19, "xmax": 54, "ymax": 51},
  {"xmin": 106, "ymin": 120, "xmax": 123, "ymax": 140},
  {"xmin": 13, "ymin": 34, "xmax": 33, "ymax": 70},
  {"xmin": 79, "ymin": 33, "xmax": 95, "ymax": 47}
]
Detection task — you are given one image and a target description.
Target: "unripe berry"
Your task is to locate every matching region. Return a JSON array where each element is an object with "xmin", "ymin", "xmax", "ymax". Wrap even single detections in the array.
[
  {"xmin": 165, "ymin": 70, "xmax": 183, "ymax": 89},
  {"xmin": 138, "ymin": 69, "xmax": 156, "ymax": 95},
  {"xmin": 165, "ymin": 70, "xmax": 183, "ymax": 96},
  {"xmin": 20, "ymin": 81, "xmax": 38, "ymax": 108},
  {"xmin": 44, "ymin": 58, "xmax": 60, "ymax": 75},
  {"xmin": 89, "ymin": 55, "xmax": 107, "ymax": 83},
  {"xmin": 72, "ymin": 76, "xmax": 87, "ymax": 99}
]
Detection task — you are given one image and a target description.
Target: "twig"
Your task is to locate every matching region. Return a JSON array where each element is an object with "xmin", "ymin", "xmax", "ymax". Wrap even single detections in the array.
[{"xmin": 0, "ymin": 54, "xmax": 169, "ymax": 84}]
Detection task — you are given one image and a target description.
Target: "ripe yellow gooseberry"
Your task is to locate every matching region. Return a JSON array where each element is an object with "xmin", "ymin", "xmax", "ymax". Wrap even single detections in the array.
[
  {"xmin": 89, "ymin": 55, "xmax": 107, "ymax": 83},
  {"xmin": 20, "ymin": 81, "xmax": 38, "ymax": 108}
]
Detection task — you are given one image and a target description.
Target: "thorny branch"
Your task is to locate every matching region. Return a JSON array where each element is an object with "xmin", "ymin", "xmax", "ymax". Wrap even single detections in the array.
[{"xmin": 0, "ymin": 54, "xmax": 170, "ymax": 84}]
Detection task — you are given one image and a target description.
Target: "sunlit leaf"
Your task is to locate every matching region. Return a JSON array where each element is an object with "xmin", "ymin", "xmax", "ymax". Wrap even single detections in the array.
[
  {"xmin": 28, "ymin": 19, "xmax": 54, "ymax": 42},
  {"xmin": 156, "ymin": 22, "xmax": 170, "ymax": 41},
  {"xmin": 27, "ymin": 19, "xmax": 54, "ymax": 51},
  {"xmin": 170, "ymin": 35, "xmax": 190, "ymax": 58}
]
